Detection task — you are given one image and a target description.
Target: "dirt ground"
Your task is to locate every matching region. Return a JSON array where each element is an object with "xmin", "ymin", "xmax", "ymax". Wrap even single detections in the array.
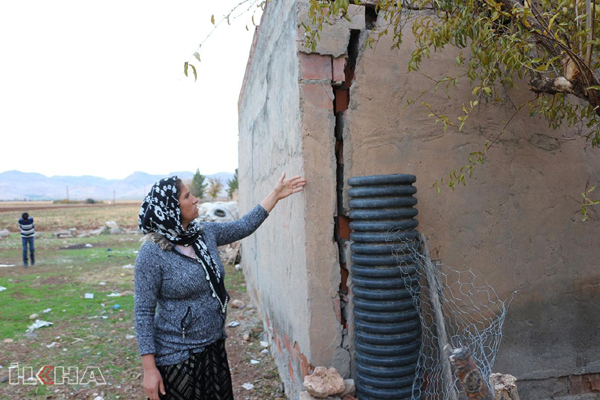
[
  {"xmin": 0, "ymin": 244, "xmax": 285, "ymax": 400},
  {"xmin": 0, "ymin": 203, "xmax": 286, "ymax": 399},
  {"xmin": 0, "ymin": 280, "xmax": 285, "ymax": 400},
  {"xmin": 225, "ymin": 288, "xmax": 286, "ymax": 400}
]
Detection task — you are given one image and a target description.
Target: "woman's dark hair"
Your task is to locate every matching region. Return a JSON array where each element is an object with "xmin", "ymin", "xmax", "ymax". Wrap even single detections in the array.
[
  {"xmin": 22, "ymin": 212, "xmax": 29, "ymax": 220},
  {"xmin": 175, "ymin": 178, "xmax": 182, "ymax": 198}
]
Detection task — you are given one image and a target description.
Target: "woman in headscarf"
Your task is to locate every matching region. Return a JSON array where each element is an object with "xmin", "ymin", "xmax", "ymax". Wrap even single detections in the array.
[{"xmin": 135, "ymin": 173, "xmax": 305, "ymax": 400}]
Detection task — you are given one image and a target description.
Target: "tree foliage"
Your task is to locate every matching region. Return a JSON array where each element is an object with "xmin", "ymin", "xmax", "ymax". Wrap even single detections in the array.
[
  {"xmin": 207, "ymin": 177, "xmax": 224, "ymax": 201},
  {"xmin": 306, "ymin": 0, "xmax": 600, "ymax": 219},
  {"xmin": 227, "ymin": 169, "xmax": 239, "ymax": 199},
  {"xmin": 189, "ymin": 169, "xmax": 208, "ymax": 200}
]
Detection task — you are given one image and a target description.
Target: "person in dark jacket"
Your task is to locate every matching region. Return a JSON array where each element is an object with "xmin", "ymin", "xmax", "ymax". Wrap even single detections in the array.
[
  {"xmin": 135, "ymin": 173, "xmax": 305, "ymax": 400},
  {"xmin": 18, "ymin": 212, "xmax": 35, "ymax": 267}
]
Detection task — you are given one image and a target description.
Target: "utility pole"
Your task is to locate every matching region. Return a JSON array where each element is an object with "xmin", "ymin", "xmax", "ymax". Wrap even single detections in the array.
[
  {"xmin": 66, "ymin": 185, "xmax": 69, "ymax": 206},
  {"xmin": 113, "ymin": 190, "xmax": 116, "ymax": 206}
]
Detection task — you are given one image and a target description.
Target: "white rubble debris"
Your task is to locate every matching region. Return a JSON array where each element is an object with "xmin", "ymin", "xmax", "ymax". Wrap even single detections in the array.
[{"xmin": 26, "ymin": 320, "xmax": 53, "ymax": 333}]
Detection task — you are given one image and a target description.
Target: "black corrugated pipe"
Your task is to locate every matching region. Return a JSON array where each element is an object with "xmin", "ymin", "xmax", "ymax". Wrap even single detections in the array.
[{"xmin": 348, "ymin": 174, "xmax": 421, "ymax": 400}]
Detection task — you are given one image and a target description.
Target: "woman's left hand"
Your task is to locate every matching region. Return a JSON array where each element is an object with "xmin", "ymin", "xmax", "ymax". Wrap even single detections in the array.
[{"xmin": 273, "ymin": 172, "xmax": 306, "ymax": 200}]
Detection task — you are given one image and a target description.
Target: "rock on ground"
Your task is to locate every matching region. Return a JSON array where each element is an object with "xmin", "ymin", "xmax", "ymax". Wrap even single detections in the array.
[
  {"xmin": 492, "ymin": 373, "xmax": 520, "ymax": 400},
  {"xmin": 230, "ymin": 299, "xmax": 245, "ymax": 309},
  {"xmin": 304, "ymin": 366, "xmax": 345, "ymax": 398}
]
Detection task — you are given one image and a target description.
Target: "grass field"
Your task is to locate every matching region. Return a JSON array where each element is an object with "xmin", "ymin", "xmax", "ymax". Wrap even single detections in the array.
[{"xmin": 0, "ymin": 203, "xmax": 282, "ymax": 400}]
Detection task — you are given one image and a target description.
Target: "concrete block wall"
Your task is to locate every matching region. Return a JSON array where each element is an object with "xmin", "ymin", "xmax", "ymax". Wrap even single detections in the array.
[
  {"xmin": 239, "ymin": 1, "xmax": 600, "ymax": 399},
  {"xmin": 238, "ymin": 1, "xmax": 354, "ymax": 398},
  {"xmin": 237, "ymin": 0, "xmax": 308, "ymax": 397},
  {"xmin": 341, "ymin": 9, "xmax": 600, "ymax": 400}
]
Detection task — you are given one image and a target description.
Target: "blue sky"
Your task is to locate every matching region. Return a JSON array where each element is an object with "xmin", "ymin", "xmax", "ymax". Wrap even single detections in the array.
[{"xmin": 0, "ymin": 1, "xmax": 261, "ymax": 179}]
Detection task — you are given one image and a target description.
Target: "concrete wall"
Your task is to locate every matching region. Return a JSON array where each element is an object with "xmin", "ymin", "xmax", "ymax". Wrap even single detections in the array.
[
  {"xmin": 342, "ymin": 12, "xmax": 600, "ymax": 400},
  {"xmin": 239, "ymin": 2, "xmax": 600, "ymax": 399},
  {"xmin": 238, "ymin": 1, "xmax": 346, "ymax": 397}
]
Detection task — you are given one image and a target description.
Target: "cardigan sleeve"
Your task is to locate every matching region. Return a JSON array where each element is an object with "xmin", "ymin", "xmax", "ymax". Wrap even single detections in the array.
[
  {"xmin": 204, "ymin": 204, "xmax": 269, "ymax": 247},
  {"xmin": 134, "ymin": 242, "xmax": 162, "ymax": 356}
]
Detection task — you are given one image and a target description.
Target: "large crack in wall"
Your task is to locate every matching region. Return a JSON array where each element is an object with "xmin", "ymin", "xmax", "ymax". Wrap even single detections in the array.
[{"xmin": 333, "ymin": 28, "xmax": 361, "ymax": 376}]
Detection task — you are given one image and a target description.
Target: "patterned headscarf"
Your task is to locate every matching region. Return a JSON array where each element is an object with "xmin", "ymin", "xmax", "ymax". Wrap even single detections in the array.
[
  {"xmin": 138, "ymin": 176, "xmax": 202, "ymax": 245},
  {"xmin": 139, "ymin": 176, "xmax": 228, "ymax": 312}
]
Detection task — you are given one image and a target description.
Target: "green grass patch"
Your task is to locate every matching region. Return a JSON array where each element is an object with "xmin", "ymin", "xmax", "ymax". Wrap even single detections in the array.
[
  {"xmin": 0, "ymin": 212, "xmax": 263, "ymax": 399},
  {"xmin": 0, "ymin": 234, "xmax": 138, "ymax": 339},
  {"xmin": 0, "ymin": 233, "xmax": 143, "ymax": 399},
  {"xmin": 224, "ymin": 263, "xmax": 247, "ymax": 293}
]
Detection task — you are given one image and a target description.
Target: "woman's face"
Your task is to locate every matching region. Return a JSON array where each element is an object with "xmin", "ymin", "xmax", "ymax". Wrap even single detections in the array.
[{"xmin": 179, "ymin": 182, "xmax": 199, "ymax": 229}]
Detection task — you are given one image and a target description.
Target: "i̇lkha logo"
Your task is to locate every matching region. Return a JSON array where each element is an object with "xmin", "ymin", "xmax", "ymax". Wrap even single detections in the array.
[
  {"xmin": 38, "ymin": 365, "xmax": 54, "ymax": 385},
  {"xmin": 9, "ymin": 363, "xmax": 106, "ymax": 385}
]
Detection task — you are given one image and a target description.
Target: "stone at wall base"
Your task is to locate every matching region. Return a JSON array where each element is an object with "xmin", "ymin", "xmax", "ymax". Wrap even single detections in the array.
[
  {"xmin": 492, "ymin": 373, "xmax": 520, "ymax": 400},
  {"xmin": 303, "ymin": 366, "xmax": 345, "ymax": 398}
]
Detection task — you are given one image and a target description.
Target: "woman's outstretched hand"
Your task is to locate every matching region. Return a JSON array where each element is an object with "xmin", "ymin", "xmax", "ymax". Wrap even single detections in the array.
[
  {"xmin": 261, "ymin": 172, "xmax": 306, "ymax": 213},
  {"xmin": 273, "ymin": 172, "xmax": 306, "ymax": 200}
]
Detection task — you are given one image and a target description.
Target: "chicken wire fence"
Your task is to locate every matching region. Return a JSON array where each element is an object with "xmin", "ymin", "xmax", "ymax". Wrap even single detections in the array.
[{"xmin": 386, "ymin": 232, "xmax": 516, "ymax": 400}]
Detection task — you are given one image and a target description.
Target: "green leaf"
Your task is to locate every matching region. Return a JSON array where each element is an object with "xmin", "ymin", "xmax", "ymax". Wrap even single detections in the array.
[
  {"xmin": 184, "ymin": 62, "xmax": 189, "ymax": 77},
  {"xmin": 547, "ymin": 12, "xmax": 560, "ymax": 31},
  {"xmin": 211, "ymin": 14, "xmax": 215, "ymax": 25},
  {"xmin": 190, "ymin": 64, "xmax": 197, "ymax": 82},
  {"xmin": 193, "ymin": 52, "xmax": 201, "ymax": 62}
]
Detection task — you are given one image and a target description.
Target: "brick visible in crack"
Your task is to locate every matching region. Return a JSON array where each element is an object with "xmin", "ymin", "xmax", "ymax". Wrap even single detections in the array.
[
  {"xmin": 334, "ymin": 88, "xmax": 350, "ymax": 112},
  {"xmin": 569, "ymin": 373, "xmax": 600, "ymax": 395},
  {"xmin": 276, "ymin": 332, "xmax": 283, "ymax": 354},
  {"xmin": 288, "ymin": 360, "xmax": 295, "ymax": 384},
  {"xmin": 284, "ymin": 334, "xmax": 293, "ymax": 354},
  {"xmin": 293, "ymin": 342, "xmax": 313, "ymax": 378},
  {"xmin": 302, "ymin": 83, "xmax": 335, "ymax": 110},
  {"xmin": 336, "ymin": 216, "xmax": 351, "ymax": 240},
  {"xmin": 333, "ymin": 56, "xmax": 347, "ymax": 84},
  {"xmin": 340, "ymin": 263, "xmax": 349, "ymax": 293},
  {"xmin": 299, "ymin": 53, "xmax": 332, "ymax": 81},
  {"xmin": 332, "ymin": 28, "xmax": 360, "ymax": 335}
]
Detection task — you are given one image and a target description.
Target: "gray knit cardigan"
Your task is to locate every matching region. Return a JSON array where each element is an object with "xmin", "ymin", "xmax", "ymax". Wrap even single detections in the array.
[{"xmin": 134, "ymin": 204, "xmax": 269, "ymax": 366}]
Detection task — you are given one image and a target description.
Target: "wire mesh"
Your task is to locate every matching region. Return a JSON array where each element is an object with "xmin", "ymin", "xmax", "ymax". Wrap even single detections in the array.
[{"xmin": 386, "ymin": 232, "xmax": 516, "ymax": 400}]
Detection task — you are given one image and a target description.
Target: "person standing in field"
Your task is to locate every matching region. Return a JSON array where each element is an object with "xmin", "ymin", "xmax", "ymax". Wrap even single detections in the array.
[
  {"xmin": 135, "ymin": 173, "xmax": 305, "ymax": 400},
  {"xmin": 18, "ymin": 212, "xmax": 35, "ymax": 267}
]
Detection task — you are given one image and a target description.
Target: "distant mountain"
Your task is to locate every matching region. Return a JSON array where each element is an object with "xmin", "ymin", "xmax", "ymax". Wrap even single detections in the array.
[{"xmin": 0, "ymin": 170, "xmax": 234, "ymax": 201}]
